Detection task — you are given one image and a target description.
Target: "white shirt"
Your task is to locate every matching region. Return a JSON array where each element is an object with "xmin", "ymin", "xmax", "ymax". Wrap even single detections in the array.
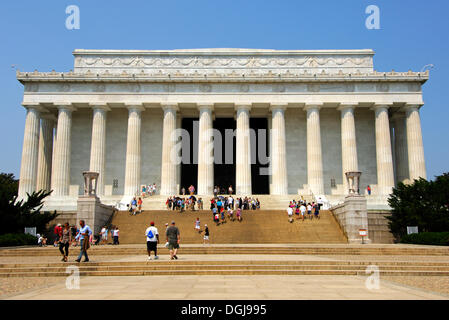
[
  {"xmin": 145, "ymin": 226, "xmax": 158, "ymax": 242},
  {"xmin": 287, "ymin": 207, "xmax": 293, "ymax": 216},
  {"xmin": 300, "ymin": 205, "xmax": 306, "ymax": 213},
  {"xmin": 113, "ymin": 229, "xmax": 119, "ymax": 237},
  {"xmin": 307, "ymin": 205, "xmax": 312, "ymax": 211}
]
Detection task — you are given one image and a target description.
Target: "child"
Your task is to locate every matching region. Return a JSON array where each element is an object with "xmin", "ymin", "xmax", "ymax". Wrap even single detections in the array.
[
  {"xmin": 220, "ymin": 206, "xmax": 226, "ymax": 223},
  {"xmin": 227, "ymin": 208, "xmax": 234, "ymax": 221},
  {"xmin": 214, "ymin": 213, "xmax": 220, "ymax": 225},
  {"xmin": 295, "ymin": 206, "xmax": 300, "ymax": 220},
  {"xmin": 137, "ymin": 197, "xmax": 143, "ymax": 214},
  {"xmin": 194, "ymin": 217, "xmax": 201, "ymax": 233},
  {"xmin": 203, "ymin": 224, "xmax": 210, "ymax": 245},
  {"xmin": 236, "ymin": 208, "xmax": 242, "ymax": 222}
]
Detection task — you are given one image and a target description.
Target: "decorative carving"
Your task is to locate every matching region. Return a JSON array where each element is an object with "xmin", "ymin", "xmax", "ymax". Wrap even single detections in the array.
[
  {"xmin": 240, "ymin": 84, "xmax": 250, "ymax": 92},
  {"xmin": 307, "ymin": 84, "xmax": 320, "ymax": 92},
  {"xmin": 93, "ymin": 84, "xmax": 106, "ymax": 92},
  {"xmin": 376, "ymin": 83, "xmax": 389, "ymax": 92},
  {"xmin": 199, "ymin": 84, "xmax": 212, "ymax": 92}
]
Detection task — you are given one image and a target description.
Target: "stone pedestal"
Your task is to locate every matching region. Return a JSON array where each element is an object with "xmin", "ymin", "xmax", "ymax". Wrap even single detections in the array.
[{"xmin": 331, "ymin": 195, "xmax": 371, "ymax": 244}]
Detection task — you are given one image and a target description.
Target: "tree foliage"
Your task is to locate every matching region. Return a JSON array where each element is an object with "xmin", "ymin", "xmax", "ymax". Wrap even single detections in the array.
[
  {"xmin": 0, "ymin": 173, "xmax": 58, "ymax": 235},
  {"xmin": 387, "ymin": 173, "xmax": 449, "ymax": 239}
]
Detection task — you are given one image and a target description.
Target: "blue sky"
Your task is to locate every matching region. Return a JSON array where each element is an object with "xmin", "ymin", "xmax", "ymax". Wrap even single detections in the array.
[{"xmin": 0, "ymin": 0, "xmax": 447, "ymax": 180}]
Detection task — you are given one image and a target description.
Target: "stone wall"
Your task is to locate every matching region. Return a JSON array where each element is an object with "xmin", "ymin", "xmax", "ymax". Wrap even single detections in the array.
[{"xmin": 367, "ymin": 210, "xmax": 394, "ymax": 244}]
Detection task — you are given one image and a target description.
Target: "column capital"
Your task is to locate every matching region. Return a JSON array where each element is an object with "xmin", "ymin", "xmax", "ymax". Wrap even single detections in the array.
[
  {"xmin": 269, "ymin": 103, "xmax": 288, "ymax": 112},
  {"xmin": 234, "ymin": 104, "xmax": 252, "ymax": 112},
  {"xmin": 22, "ymin": 103, "xmax": 48, "ymax": 113},
  {"xmin": 370, "ymin": 104, "xmax": 391, "ymax": 111},
  {"xmin": 337, "ymin": 103, "xmax": 358, "ymax": 112},
  {"xmin": 401, "ymin": 103, "xmax": 423, "ymax": 113},
  {"xmin": 125, "ymin": 104, "xmax": 145, "ymax": 113},
  {"xmin": 90, "ymin": 103, "xmax": 111, "ymax": 112},
  {"xmin": 197, "ymin": 103, "xmax": 214, "ymax": 111},
  {"xmin": 304, "ymin": 103, "xmax": 323, "ymax": 111},
  {"xmin": 56, "ymin": 103, "xmax": 77, "ymax": 113},
  {"xmin": 161, "ymin": 103, "xmax": 179, "ymax": 112}
]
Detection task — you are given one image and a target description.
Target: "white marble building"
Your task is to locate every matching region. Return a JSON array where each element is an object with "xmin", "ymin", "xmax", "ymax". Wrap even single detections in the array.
[{"xmin": 16, "ymin": 48, "xmax": 427, "ymax": 211}]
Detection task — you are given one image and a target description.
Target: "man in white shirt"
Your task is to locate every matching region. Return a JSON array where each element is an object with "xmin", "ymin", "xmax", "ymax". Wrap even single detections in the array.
[
  {"xmin": 300, "ymin": 204, "xmax": 306, "ymax": 221},
  {"xmin": 287, "ymin": 206, "xmax": 293, "ymax": 223},
  {"xmin": 228, "ymin": 196, "xmax": 234, "ymax": 210},
  {"xmin": 145, "ymin": 221, "xmax": 159, "ymax": 260},
  {"xmin": 75, "ymin": 220, "xmax": 92, "ymax": 262}
]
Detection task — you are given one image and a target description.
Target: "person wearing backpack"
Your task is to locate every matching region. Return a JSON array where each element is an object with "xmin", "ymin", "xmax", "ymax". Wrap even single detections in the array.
[{"xmin": 145, "ymin": 221, "xmax": 159, "ymax": 260}]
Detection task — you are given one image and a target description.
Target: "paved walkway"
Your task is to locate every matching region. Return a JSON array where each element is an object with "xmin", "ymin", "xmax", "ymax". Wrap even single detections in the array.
[{"xmin": 4, "ymin": 275, "xmax": 447, "ymax": 300}]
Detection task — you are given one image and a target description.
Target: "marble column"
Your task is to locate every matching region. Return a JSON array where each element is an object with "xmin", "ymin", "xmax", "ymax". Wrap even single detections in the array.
[
  {"xmin": 373, "ymin": 105, "xmax": 395, "ymax": 195},
  {"xmin": 392, "ymin": 112, "xmax": 409, "ymax": 184},
  {"xmin": 197, "ymin": 104, "xmax": 214, "ymax": 195},
  {"xmin": 405, "ymin": 105, "xmax": 427, "ymax": 180},
  {"xmin": 235, "ymin": 104, "xmax": 252, "ymax": 195},
  {"xmin": 305, "ymin": 104, "xmax": 324, "ymax": 195},
  {"xmin": 338, "ymin": 104, "xmax": 359, "ymax": 195},
  {"xmin": 89, "ymin": 105, "xmax": 110, "ymax": 197},
  {"xmin": 36, "ymin": 116, "xmax": 55, "ymax": 192},
  {"xmin": 51, "ymin": 105, "xmax": 75, "ymax": 197},
  {"xmin": 270, "ymin": 104, "xmax": 288, "ymax": 195},
  {"xmin": 123, "ymin": 105, "xmax": 144, "ymax": 197},
  {"xmin": 18, "ymin": 105, "xmax": 41, "ymax": 200},
  {"xmin": 160, "ymin": 104, "xmax": 179, "ymax": 195}
]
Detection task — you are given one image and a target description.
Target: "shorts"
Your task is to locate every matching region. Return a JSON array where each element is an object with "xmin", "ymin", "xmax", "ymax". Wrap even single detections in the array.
[
  {"xmin": 295, "ymin": 211, "xmax": 299, "ymax": 215},
  {"xmin": 307, "ymin": 211, "xmax": 311, "ymax": 215},
  {"xmin": 168, "ymin": 241, "xmax": 179, "ymax": 250},
  {"xmin": 147, "ymin": 241, "xmax": 157, "ymax": 252},
  {"xmin": 203, "ymin": 236, "xmax": 209, "ymax": 240}
]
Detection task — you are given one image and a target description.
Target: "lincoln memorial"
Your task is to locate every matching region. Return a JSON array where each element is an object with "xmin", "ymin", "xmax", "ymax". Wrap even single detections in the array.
[{"xmin": 16, "ymin": 49, "xmax": 427, "ymax": 211}]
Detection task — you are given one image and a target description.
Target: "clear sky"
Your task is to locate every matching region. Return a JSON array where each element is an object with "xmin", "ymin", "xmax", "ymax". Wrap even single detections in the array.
[{"xmin": 0, "ymin": 0, "xmax": 447, "ymax": 180}]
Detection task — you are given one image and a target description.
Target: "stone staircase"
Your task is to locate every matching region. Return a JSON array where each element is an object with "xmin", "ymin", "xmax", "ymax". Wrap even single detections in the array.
[
  {"xmin": 2, "ymin": 257, "xmax": 449, "ymax": 277},
  {"xmin": 108, "ymin": 209, "xmax": 347, "ymax": 244}
]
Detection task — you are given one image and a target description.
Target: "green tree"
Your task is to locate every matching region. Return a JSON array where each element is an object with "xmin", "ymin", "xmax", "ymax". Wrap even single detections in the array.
[
  {"xmin": 387, "ymin": 173, "xmax": 449, "ymax": 239},
  {"xmin": 0, "ymin": 173, "xmax": 58, "ymax": 235}
]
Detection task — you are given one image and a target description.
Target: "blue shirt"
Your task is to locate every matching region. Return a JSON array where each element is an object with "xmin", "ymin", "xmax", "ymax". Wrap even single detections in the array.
[{"xmin": 75, "ymin": 225, "xmax": 92, "ymax": 240}]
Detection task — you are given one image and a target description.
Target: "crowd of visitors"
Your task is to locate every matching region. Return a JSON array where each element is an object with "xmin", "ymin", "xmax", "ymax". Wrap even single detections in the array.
[
  {"xmin": 286, "ymin": 199, "xmax": 321, "ymax": 222},
  {"xmin": 141, "ymin": 183, "xmax": 157, "ymax": 197},
  {"xmin": 165, "ymin": 196, "xmax": 204, "ymax": 211}
]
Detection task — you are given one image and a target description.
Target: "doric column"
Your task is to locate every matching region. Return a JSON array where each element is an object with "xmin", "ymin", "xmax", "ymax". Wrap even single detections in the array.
[
  {"xmin": 18, "ymin": 105, "xmax": 41, "ymax": 200},
  {"xmin": 89, "ymin": 104, "xmax": 110, "ymax": 197},
  {"xmin": 36, "ymin": 116, "xmax": 55, "ymax": 192},
  {"xmin": 51, "ymin": 105, "xmax": 76, "ymax": 197},
  {"xmin": 305, "ymin": 104, "xmax": 324, "ymax": 195},
  {"xmin": 123, "ymin": 105, "xmax": 144, "ymax": 197},
  {"xmin": 338, "ymin": 104, "xmax": 359, "ymax": 195},
  {"xmin": 392, "ymin": 112, "xmax": 409, "ymax": 184},
  {"xmin": 373, "ymin": 105, "xmax": 395, "ymax": 195},
  {"xmin": 235, "ymin": 104, "xmax": 252, "ymax": 195},
  {"xmin": 270, "ymin": 104, "xmax": 288, "ymax": 195},
  {"xmin": 160, "ymin": 104, "xmax": 179, "ymax": 195},
  {"xmin": 405, "ymin": 104, "xmax": 427, "ymax": 180},
  {"xmin": 197, "ymin": 103, "xmax": 214, "ymax": 195}
]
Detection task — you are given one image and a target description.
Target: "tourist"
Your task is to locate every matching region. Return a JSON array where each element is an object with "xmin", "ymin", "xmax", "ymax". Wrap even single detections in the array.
[
  {"xmin": 113, "ymin": 226, "xmax": 120, "ymax": 245},
  {"xmin": 307, "ymin": 203, "xmax": 313, "ymax": 220},
  {"xmin": 213, "ymin": 186, "xmax": 218, "ymax": 197},
  {"xmin": 287, "ymin": 206, "xmax": 294, "ymax": 223},
  {"xmin": 367, "ymin": 185, "xmax": 372, "ymax": 196},
  {"xmin": 228, "ymin": 195, "xmax": 234, "ymax": 210},
  {"xmin": 58, "ymin": 223, "xmax": 72, "ymax": 261},
  {"xmin": 300, "ymin": 203, "xmax": 306, "ymax": 221},
  {"xmin": 236, "ymin": 207, "xmax": 242, "ymax": 222},
  {"xmin": 189, "ymin": 185, "xmax": 195, "ymax": 195},
  {"xmin": 141, "ymin": 185, "xmax": 146, "ymax": 198},
  {"xmin": 152, "ymin": 183, "xmax": 157, "ymax": 195},
  {"xmin": 100, "ymin": 226, "xmax": 108, "ymax": 245},
  {"xmin": 228, "ymin": 185, "xmax": 233, "ymax": 195},
  {"xmin": 295, "ymin": 205, "xmax": 300, "ymax": 220},
  {"xmin": 227, "ymin": 207, "xmax": 234, "ymax": 221},
  {"xmin": 181, "ymin": 187, "xmax": 186, "ymax": 195},
  {"xmin": 203, "ymin": 224, "xmax": 210, "ymax": 245},
  {"xmin": 137, "ymin": 197, "xmax": 143, "ymax": 214},
  {"xmin": 75, "ymin": 220, "xmax": 92, "ymax": 263},
  {"xmin": 166, "ymin": 221, "xmax": 180, "ymax": 260},
  {"xmin": 54, "ymin": 223, "xmax": 62, "ymax": 247},
  {"xmin": 37, "ymin": 233, "xmax": 47, "ymax": 247},
  {"xmin": 220, "ymin": 206, "xmax": 226, "ymax": 223},
  {"xmin": 130, "ymin": 197, "xmax": 137, "ymax": 215},
  {"xmin": 145, "ymin": 221, "xmax": 159, "ymax": 260},
  {"xmin": 110, "ymin": 226, "xmax": 115, "ymax": 243},
  {"xmin": 194, "ymin": 217, "xmax": 201, "ymax": 233},
  {"xmin": 198, "ymin": 197, "xmax": 203, "ymax": 210},
  {"xmin": 314, "ymin": 203, "xmax": 320, "ymax": 219}
]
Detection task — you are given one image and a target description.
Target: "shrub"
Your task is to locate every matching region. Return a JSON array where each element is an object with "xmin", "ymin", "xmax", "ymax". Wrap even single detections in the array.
[
  {"xmin": 400, "ymin": 232, "xmax": 449, "ymax": 246},
  {"xmin": 0, "ymin": 233, "xmax": 38, "ymax": 247}
]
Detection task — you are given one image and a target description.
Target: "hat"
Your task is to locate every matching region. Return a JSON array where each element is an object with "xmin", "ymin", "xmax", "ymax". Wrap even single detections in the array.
[
  {"xmin": 171, "ymin": 221, "xmax": 175, "ymax": 225},
  {"xmin": 150, "ymin": 221, "xmax": 155, "ymax": 226}
]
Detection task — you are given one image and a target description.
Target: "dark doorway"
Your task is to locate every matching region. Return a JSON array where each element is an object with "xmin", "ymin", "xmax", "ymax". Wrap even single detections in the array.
[
  {"xmin": 250, "ymin": 118, "xmax": 270, "ymax": 194},
  {"xmin": 213, "ymin": 118, "xmax": 236, "ymax": 193},
  {"xmin": 180, "ymin": 118, "xmax": 198, "ymax": 194}
]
